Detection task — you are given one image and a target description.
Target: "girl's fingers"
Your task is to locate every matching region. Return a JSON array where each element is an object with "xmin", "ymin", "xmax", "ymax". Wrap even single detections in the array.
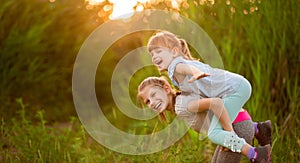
[
  {"xmin": 203, "ymin": 73, "xmax": 211, "ymax": 77},
  {"xmin": 188, "ymin": 77, "xmax": 195, "ymax": 82},
  {"xmin": 196, "ymin": 73, "xmax": 210, "ymax": 79},
  {"xmin": 189, "ymin": 73, "xmax": 210, "ymax": 82}
]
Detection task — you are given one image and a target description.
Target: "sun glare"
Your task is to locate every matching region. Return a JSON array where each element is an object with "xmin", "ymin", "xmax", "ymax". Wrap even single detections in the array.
[
  {"xmin": 85, "ymin": 0, "xmax": 259, "ymax": 20},
  {"xmin": 109, "ymin": 0, "xmax": 137, "ymax": 20},
  {"xmin": 86, "ymin": 0, "xmax": 105, "ymax": 5},
  {"xmin": 86, "ymin": 0, "xmax": 187, "ymax": 20}
]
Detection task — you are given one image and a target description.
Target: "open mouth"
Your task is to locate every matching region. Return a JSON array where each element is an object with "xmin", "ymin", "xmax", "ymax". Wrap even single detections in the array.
[
  {"xmin": 154, "ymin": 102, "xmax": 162, "ymax": 111},
  {"xmin": 156, "ymin": 60, "xmax": 162, "ymax": 65},
  {"xmin": 153, "ymin": 58, "xmax": 162, "ymax": 66}
]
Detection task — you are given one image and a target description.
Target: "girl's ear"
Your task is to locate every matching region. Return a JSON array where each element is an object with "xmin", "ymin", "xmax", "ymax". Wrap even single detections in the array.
[
  {"xmin": 163, "ymin": 84, "xmax": 172, "ymax": 94},
  {"xmin": 172, "ymin": 47, "xmax": 180, "ymax": 57}
]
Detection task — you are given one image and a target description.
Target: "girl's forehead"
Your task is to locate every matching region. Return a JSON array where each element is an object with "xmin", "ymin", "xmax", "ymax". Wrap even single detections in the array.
[
  {"xmin": 139, "ymin": 85, "xmax": 152, "ymax": 99},
  {"xmin": 140, "ymin": 85, "xmax": 164, "ymax": 98},
  {"xmin": 151, "ymin": 47, "xmax": 171, "ymax": 52}
]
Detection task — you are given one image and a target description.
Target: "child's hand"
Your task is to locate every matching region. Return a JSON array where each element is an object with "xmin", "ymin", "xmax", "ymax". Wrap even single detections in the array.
[
  {"xmin": 188, "ymin": 72, "xmax": 210, "ymax": 82},
  {"xmin": 220, "ymin": 146, "xmax": 231, "ymax": 152}
]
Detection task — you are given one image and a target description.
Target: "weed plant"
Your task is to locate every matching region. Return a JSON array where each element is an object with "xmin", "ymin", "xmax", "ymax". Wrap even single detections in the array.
[{"xmin": 0, "ymin": 0, "xmax": 299, "ymax": 162}]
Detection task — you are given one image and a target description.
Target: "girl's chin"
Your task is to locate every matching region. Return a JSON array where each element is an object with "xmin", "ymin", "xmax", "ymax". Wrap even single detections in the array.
[
  {"xmin": 157, "ymin": 66, "xmax": 166, "ymax": 71},
  {"xmin": 158, "ymin": 107, "xmax": 166, "ymax": 113}
]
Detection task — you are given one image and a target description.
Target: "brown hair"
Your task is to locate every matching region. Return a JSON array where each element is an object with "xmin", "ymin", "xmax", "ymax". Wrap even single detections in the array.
[
  {"xmin": 147, "ymin": 31, "xmax": 194, "ymax": 60},
  {"xmin": 137, "ymin": 76, "xmax": 177, "ymax": 122}
]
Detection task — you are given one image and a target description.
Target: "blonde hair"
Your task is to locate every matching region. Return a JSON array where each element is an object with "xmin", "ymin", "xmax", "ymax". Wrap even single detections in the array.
[
  {"xmin": 137, "ymin": 76, "xmax": 177, "ymax": 122},
  {"xmin": 147, "ymin": 31, "xmax": 194, "ymax": 60}
]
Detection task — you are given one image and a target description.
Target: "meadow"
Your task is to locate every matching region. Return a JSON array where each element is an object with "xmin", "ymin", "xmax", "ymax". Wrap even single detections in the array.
[{"xmin": 0, "ymin": 0, "xmax": 299, "ymax": 162}]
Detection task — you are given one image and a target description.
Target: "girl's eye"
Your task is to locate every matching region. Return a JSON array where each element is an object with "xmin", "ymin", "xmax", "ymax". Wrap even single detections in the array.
[
  {"xmin": 150, "ymin": 92, "xmax": 156, "ymax": 97},
  {"xmin": 145, "ymin": 100, "xmax": 150, "ymax": 105},
  {"xmin": 153, "ymin": 49, "xmax": 161, "ymax": 54}
]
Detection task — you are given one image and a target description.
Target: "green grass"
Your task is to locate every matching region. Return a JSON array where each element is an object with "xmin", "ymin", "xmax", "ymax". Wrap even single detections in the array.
[
  {"xmin": 0, "ymin": 0, "xmax": 299, "ymax": 162},
  {"xmin": 0, "ymin": 99, "xmax": 215, "ymax": 162},
  {"xmin": 1, "ymin": 99, "xmax": 298, "ymax": 162}
]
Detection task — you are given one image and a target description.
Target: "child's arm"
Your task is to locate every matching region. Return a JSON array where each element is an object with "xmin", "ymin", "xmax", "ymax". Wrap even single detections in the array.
[
  {"xmin": 175, "ymin": 63, "xmax": 210, "ymax": 82},
  {"xmin": 187, "ymin": 98, "xmax": 234, "ymax": 132}
]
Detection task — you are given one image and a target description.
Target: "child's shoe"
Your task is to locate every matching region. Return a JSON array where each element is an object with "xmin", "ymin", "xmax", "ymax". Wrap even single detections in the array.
[
  {"xmin": 255, "ymin": 120, "xmax": 272, "ymax": 146},
  {"xmin": 250, "ymin": 144, "xmax": 272, "ymax": 163}
]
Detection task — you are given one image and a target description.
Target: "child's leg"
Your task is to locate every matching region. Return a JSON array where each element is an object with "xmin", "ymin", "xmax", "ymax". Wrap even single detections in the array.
[
  {"xmin": 223, "ymin": 78, "xmax": 252, "ymax": 122},
  {"xmin": 210, "ymin": 98, "xmax": 234, "ymax": 131},
  {"xmin": 213, "ymin": 146, "xmax": 242, "ymax": 163},
  {"xmin": 233, "ymin": 120, "xmax": 254, "ymax": 144},
  {"xmin": 211, "ymin": 120, "xmax": 254, "ymax": 163},
  {"xmin": 208, "ymin": 120, "xmax": 271, "ymax": 162},
  {"xmin": 239, "ymin": 109, "xmax": 272, "ymax": 146},
  {"xmin": 211, "ymin": 145, "xmax": 221, "ymax": 163},
  {"xmin": 207, "ymin": 78, "xmax": 252, "ymax": 151},
  {"xmin": 254, "ymin": 120, "xmax": 272, "ymax": 146},
  {"xmin": 188, "ymin": 98, "xmax": 234, "ymax": 131},
  {"xmin": 208, "ymin": 121, "xmax": 246, "ymax": 152}
]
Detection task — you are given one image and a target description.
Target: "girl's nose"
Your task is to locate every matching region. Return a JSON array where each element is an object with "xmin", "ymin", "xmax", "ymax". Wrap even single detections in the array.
[
  {"xmin": 147, "ymin": 99, "xmax": 152, "ymax": 107},
  {"xmin": 151, "ymin": 56, "xmax": 156, "ymax": 63},
  {"xmin": 150, "ymin": 104, "xmax": 156, "ymax": 110},
  {"xmin": 149, "ymin": 99, "xmax": 155, "ymax": 110}
]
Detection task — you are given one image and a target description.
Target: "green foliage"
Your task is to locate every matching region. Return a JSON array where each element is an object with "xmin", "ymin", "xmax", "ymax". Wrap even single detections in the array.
[
  {"xmin": 0, "ymin": 101, "xmax": 215, "ymax": 162},
  {"xmin": 0, "ymin": 0, "xmax": 100, "ymax": 121},
  {"xmin": 0, "ymin": 0, "xmax": 299, "ymax": 162}
]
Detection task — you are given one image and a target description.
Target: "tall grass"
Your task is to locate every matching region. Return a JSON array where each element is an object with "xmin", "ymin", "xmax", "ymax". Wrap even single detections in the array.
[
  {"xmin": 0, "ymin": 0, "xmax": 100, "ymax": 121},
  {"xmin": 0, "ymin": 99, "xmax": 215, "ymax": 162},
  {"xmin": 185, "ymin": 0, "xmax": 299, "ymax": 155},
  {"xmin": 183, "ymin": 1, "xmax": 300, "ymax": 161},
  {"xmin": 0, "ymin": 0, "xmax": 299, "ymax": 162}
]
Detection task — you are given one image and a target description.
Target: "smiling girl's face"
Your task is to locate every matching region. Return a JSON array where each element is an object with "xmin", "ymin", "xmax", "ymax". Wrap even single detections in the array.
[
  {"xmin": 139, "ymin": 84, "xmax": 172, "ymax": 113},
  {"xmin": 150, "ymin": 47, "xmax": 176, "ymax": 71}
]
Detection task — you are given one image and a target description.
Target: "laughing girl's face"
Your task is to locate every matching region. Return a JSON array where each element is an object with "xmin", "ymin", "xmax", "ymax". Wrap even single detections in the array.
[
  {"xmin": 139, "ymin": 85, "xmax": 171, "ymax": 113},
  {"xmin": 150, "ymin": 47, "xmax": 175, "ymax": 71}
]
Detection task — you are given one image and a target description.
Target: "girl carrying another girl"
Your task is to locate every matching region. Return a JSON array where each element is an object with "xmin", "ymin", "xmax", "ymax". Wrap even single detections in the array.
[
  {"xmin": 141, "ymin": 30, "xmax": 272, "ymax": 162},
  {"xmin": 138, "ymin": 76, "xmax": 271, "ymax": 162}
]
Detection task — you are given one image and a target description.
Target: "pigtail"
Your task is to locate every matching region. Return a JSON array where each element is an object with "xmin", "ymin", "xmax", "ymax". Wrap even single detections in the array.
[
  {"xmin": 179, "ymin": 39, "xmax": 194, "ymax": 60},
  {"xmin": 147, "ymin": 30, "xmax": 196, "ymax": 61}
]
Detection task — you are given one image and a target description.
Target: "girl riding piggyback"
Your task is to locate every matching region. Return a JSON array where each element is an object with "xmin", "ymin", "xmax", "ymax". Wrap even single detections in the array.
[{"xmin": 145, "ymin": 31, "xmax": 272, "ymax": 162}]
